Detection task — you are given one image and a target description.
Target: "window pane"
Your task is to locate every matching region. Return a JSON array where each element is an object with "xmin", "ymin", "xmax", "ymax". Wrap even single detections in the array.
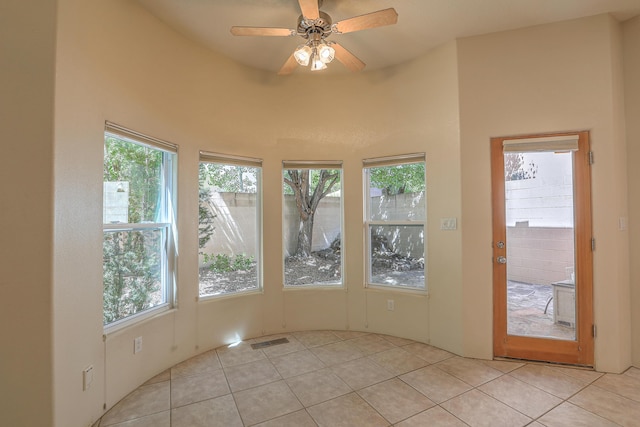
[
  {"xmin": 283, "ymin": 168, "xmax": 342, "ymax": 287},
  {"xmin": 199, "ymin": 162, "xmax": 261, "ymax": 297},
  {"xmin": 103, "ymin": 228, "xmax": 165, "ymax": 325},
  {"xmin": 365, "ymin": 160, "xmax": 426, "ymax": 290},
  {"xmin": 103, "ymin": 130, "xmax": 175, "ymax": 328},
  {"xmin": 104, "ymin": 135, "xmax": 165, "ymax": 224},
  {"xmin": 368, "ymin": 163, "xmax": 425, "ymax": 221},
  {"xmin": 369, "ymin": 224, "xmax": 425, "ymax": 289}
]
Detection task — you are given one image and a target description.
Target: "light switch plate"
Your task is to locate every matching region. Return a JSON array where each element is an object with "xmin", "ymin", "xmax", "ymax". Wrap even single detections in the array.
[{"xmin": 83, "ymin": 365, "xmax": 93, "ymax": 391}]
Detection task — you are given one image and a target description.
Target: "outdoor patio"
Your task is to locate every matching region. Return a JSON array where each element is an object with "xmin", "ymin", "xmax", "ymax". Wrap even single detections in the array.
[{"xmin": 507, "ymin": 281, "xmax": 575, "ymax": 340}]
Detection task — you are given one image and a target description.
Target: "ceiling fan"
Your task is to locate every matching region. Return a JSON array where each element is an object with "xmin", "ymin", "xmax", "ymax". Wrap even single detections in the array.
[{"xmin": 230, "ymin": 0, "xmax": 398, "ymax": 75}]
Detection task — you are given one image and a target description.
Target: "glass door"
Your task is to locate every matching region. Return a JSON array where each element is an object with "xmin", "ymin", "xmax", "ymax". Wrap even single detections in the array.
[{"xmin": 492, "ymin": 131, "xmax": 593, "ymax": 366}]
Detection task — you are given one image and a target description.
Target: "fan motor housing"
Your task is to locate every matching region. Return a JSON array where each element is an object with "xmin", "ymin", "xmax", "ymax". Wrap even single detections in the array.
[{"xmin": 297, "ymin": 11, "xmax": 333, "ymax": 38}]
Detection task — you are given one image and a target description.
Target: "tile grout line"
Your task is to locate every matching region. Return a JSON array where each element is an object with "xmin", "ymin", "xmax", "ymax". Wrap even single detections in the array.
[{"xmin": 99, "ymin": 332, "xmax": 639, "ymax": 427}]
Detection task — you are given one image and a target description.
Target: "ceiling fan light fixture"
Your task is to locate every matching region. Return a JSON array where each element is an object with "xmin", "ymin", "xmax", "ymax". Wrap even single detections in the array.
[
  {"xmin": 230, "ymin": 1, "xmax": 398, "ymax": 74},
  {"xmin": 294, "ymin": 44, "xmax": 312, "ymax": 66},
  {"xmin": 317, "ymin": 42, "xmax": 335, "ymax": 64},
  {"xmin": 310, "ymin": 51, "xmax": 327, "ymax": 71}
]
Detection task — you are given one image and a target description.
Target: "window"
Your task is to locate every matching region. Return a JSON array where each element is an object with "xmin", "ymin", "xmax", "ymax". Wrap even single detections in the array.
[
  {"xmin": 283, "ymin": 161, "xmax": 343, "ymax": 287},
  {"xmin": 198, "ymin": 152, "xmax": 262, "ymax": 297},
  {"xmin": 103, "ymin": 123, "xmax": 177, "ymax": 328},
  {"xmin": 363, "ymin": 154, "xmax": 426, "ymax": 290}
]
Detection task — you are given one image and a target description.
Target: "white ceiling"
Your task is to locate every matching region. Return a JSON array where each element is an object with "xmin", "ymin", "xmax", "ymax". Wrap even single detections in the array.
[{"xmin": 136, "ymin": 0, "xmax": 640, "ymax": 74}]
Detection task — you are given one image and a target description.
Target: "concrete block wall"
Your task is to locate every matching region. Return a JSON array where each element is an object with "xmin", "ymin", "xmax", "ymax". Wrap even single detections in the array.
[{"xmin": 506, "ymin": 226, "xmax": 574, "ymax": 285}]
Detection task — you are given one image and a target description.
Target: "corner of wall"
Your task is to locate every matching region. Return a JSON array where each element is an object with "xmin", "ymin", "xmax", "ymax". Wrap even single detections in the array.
[{"xmin": 622, "ymin": 15, "xmax": 640, "ymax": 368}]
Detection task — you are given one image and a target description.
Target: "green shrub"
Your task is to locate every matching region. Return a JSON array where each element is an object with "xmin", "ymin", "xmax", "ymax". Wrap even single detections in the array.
[{"xmin": 203, "ymin": 253, "xmax": 253, "ymax": 273}]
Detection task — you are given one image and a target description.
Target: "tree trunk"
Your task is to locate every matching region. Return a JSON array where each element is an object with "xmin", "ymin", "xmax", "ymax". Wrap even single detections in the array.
[
  {"xmin": 284, "ymin": 169, "xmax": 339, "ymax": 259},
  {"xmin": 295, "ymin": 213, "xmax": 314, "ymax": 258}
]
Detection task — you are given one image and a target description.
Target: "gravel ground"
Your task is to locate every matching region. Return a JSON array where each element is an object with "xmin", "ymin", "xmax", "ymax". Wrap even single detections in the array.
[{"xmin": 199, "ymin": 250, "xmax": 425, "ymax": 295}]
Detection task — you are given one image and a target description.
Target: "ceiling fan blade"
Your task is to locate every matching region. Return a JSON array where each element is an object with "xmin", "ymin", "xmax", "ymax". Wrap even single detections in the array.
[
  {"xmin": 332, "ymin": 43, "xmax": 365, "ymax": 72},
  {"xmin": 333, "ymin": 8, "xmax": 398, "ymax": 34},
  {"xmin": 278, "ymin": 54, "xmax": 299, "ymax": 75},
  {"xmin": 298, "ymin": 0, "xmax": 320, "ymax": 20},
  {"xmin": 230, "ymin": 26, "xmax": 294, "ymax": 36}
]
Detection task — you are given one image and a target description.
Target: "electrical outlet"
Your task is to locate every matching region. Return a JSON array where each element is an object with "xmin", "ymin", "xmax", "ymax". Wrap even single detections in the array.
[
  {"xmin": 387, "ymin": 299, "xmax": 395, "ymax": 311},
  {"xmin": 440, "ymin": 218, "xmax": 457, "ymax": 230},
  {"xmin": 134, "ymin": 336, "xmax": 143, "ymax": 354},
  {"xmin": 82, "ymin": 365, "xmax": 93, "ymax": 391},
  {"xmin": 619, "ymin": 217, "xmax": 628, "ymax": 231}
]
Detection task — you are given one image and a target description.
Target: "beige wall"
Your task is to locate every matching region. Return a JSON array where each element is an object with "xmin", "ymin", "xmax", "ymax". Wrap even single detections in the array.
[
  {"xmin": 457, "ymin": 14, "xmax": 631, "ymax": 370},
  {"xmin": 0, "ymin": 1, "xmax": 56, "ymax": 425},
  {"xmin": 623, "ymin": 15, "xmax": 640, "ymax": 367},
  {"xmin": 2, "ymin": 1, "xmax": 637, "ymax": 425},
  {"xmin": 52, "ymin": 1, "xmax": 461, "ymax": 425}
]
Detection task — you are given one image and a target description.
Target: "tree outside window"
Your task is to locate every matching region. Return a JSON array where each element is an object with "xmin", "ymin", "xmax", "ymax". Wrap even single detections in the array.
[{"xmin": 283, "ymin": 164, "xmax": 343, "ymax": 287}]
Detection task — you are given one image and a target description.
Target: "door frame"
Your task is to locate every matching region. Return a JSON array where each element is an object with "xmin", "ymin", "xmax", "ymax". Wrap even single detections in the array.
[{"xmin": 491, "ymin": 131, "xmax": 594, "ymax": 366}]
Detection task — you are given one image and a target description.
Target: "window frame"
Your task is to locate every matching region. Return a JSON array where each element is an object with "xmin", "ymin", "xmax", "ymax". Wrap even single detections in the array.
[
  {"xmin": 363, "ymin": 153, "xmax": 427, "ymax": 292},
  {"xmin": 282, "ymin": 160, "xmax": 344, "ymax": 289},
  {"xmin": 197, "ymin": 151, "xmax": 263, "ymax": 300},
  {"xmin": 103, "ymin": 122, "xmax": 178, "ymax": 333}
]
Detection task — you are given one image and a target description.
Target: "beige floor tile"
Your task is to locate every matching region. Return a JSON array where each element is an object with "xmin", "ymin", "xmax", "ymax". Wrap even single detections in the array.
[
  {"xmin": 293, "ymin": 330, "xmax": 342, "ymax": 348},
  {"xmin": 347, "ymin": 334, "xmax": 397, "ymax": 355},
  {"xmin": 436, "ymin": 356, "xmax": 503, "ymax": 387},
  {"xmin": 400, "ymin": 365, "xmax": 472, "ymax": 404},
  {"xmin": 593, "ymin": 371, "xmax": 640, "ymax": 402},
  {"xmin": 379, "ymin": 334, "xmax": 416, "ymax": 347},
  {"xmin": 104, "ymin": 411, "xmax": 170, "ymax": 427},
  {"xmin": 537, "ymin": 402, "xmax": 620, "ymax": 426},
  {"xmin": 286, "ymin": 368, "xmax": 352, "ymax": 406},
  {"xmin": 331, "ymin": 357, "xmax": 394, "ymax": 390},
  {"xmin": 234, "ymin": 380, "xmax": 303, "ymax": 426},
  {"xmin": 271, "ymin": 349, "xmax": 326, "ymax": 378},
  {"xmin": 569, "ymin": 384, "xmax": 640, "ymax": 426},
  {"xmin": 142, "ymin": 369, "xmax": 170, "ymax": 386},
  {"xmin": 310, "ymin": 340, "xmax": 365, "ymax": 365},
  {"xmin": 367, "ymin": 347, "xmax": 428, "ymax": 376},
  {"xmin": 332, "ymin": 330, "xmax": 370, "ymax": 340},
  {"xmin": 170, "ymin": 369, "xmax": 230, "ymax": 408},
  {"xmin": 395, "ymin": 406, "xmax": 468, "ymax": 427},
  {"xmin": 403, "ymin": 342, "xmax": 454, "ymax": 364},
  {"xmin": 358, "ymin": 378, "xmax": 435, "ymax": 424},
  {"xmin": 258, "ymin": 334, "xmax": 307, "ymax": 358},
  {"xmin": 549, "ymin": 366, "xmax": 604, "ymax": 384},
  {"xmin": 171, "ymin": 395, "xmax": 242, "ymax": 427},
  {"xmin": 171, "ymin": 350, "xmax": 221, "ymax": 379},
  {"xmin": 224, "ymin": 358, "xmax": 281, "ymax": 392},
  {"xmin": 624, "ymin": 367, "xmax": 640, "ymax": 381},
  {"xmin": 253, "ymin": 409, "xmax": 317, "ymax": 427},
  {"xmin": 216, "ymin": 341, "xmax": 266, "ymax": 367},
  {"xmin": 96, "ymin": 331, "xmax": 640, "ymax": 427},
  {"xmin": 101, "ymin": 382, "xmax": 170, "ymax": 426},
  {"xmin": 479, "ymin": 374, "xmax": 562, "ymax": 418},
  {"xmin": 509, "ymin": 364, "xmax": 587, "ymax": 399},
  {"xmin": 307, "ymin": 393, "xmax": 389, "ymax": 427},
  {"xmin": 440, "ymin": 389, "xmax": 531, "ymax": 427}
]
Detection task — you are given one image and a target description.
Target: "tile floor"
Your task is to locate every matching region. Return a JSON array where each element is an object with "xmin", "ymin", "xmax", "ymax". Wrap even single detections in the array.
[{"xmin": 96, "ymin": 330, "xmax": 640, "ymax": 426}]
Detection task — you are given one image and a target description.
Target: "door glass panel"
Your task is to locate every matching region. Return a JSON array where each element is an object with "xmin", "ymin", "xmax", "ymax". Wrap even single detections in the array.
[{"xmin": 504, "ymin": 151, "xmax": 576, "ymax": 340}]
